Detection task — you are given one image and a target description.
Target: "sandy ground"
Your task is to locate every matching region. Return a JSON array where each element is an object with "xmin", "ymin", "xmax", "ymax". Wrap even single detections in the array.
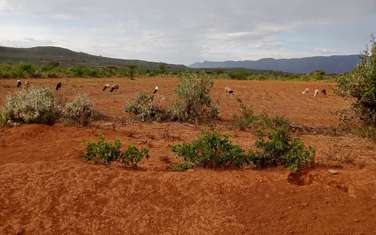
[{"xmin": 0, "ymin": 77, "xmax": 376, "ymax": 234}]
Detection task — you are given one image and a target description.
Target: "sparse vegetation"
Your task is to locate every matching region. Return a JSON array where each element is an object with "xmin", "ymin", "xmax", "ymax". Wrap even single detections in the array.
[
  {"xmin": 233, "ymin": 103, "xmax": 258, "ymax": 130},
  {"xmin": 249, "ymin": 128, "xmax": 315, "ymax": 172},
  {"xmin": 82, "ymin": 134, "xmax": 149, "ymax": 167},
  {"xmin": 125, "ymin": 92, "xmax": 170, "ymax": 121},
  {"xmin": 0, "ymin": 87, "xmax": 61, "ymax": 126},
  {"xmin": 304, "ymin": 70, "xmax": 326, "ymax": 80},
  {"xmin": 125, "ymin": 73, "xmax": 219, "ymax": 123},
  {"xmin": 0, "ymin": 87, "xmax": 97, "ymax": 127},
  {"xmin": 171, "ymin": 132, "xmax": 250, "ymax": 168},
  {"xmin": 171, "ymin": 129, "xmax": 313, "ymax": 172},
  {"xmin": 170, "ymin": 73, "xmax": 218, "ymax": 122},
  {"xmin": 233, "ymin": 100, "xmax": 290, "ymax": 132},
  {"xmin": 232, "ymin": 101, "xmax": 313, "ymax": 172},
  {"xmin": 255, "ymin": 114, "xmax": 290, "ymax": 132},
  {"xmin": 82, "ymin": 134, "xmax": 122, "ymax": 164},
  {"xmin": 0, "ymin": 61, "xmax": 339, "ymax": 81},
  {"xmin": 172, "ymin": 119, "xmax": 313, "ymax": 172},
  {"xmin": 356, "ymin": 126, "xmax": 376, "ymax": 140},
  {"xmin": 228, "ymin": 70, "xmax": 250, "ymax": 80},
  {"xmin": 119, "ymin": 144, "xmax": 149, "ymax": 168},
  {"xmin": 170, "ymin": 161, "xmax": 195, "ymax": 172},
  {"xmin": 64, "ymin": 94, "xmax": 94, "ymax": 126},
  {"xmin": 201, "ymin": 68, "xmax": 334, "ymax": 81}
]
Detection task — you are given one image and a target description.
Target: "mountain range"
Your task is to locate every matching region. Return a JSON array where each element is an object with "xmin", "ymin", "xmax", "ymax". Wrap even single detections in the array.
[
  {"xmin": 0, "ymin": 46, "xmax": 186, "ymax": 70},
  {"xmin": 190, "ymin": 55, "xmax": 361, "ymax": 74},
  {"xmin": 0, "ymin": 46, "xmax": 362, "ymax": 74}
]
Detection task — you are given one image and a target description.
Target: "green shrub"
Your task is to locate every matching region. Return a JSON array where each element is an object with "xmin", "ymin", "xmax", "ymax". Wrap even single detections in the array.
[
  {"xmin": 69, "ymin": 67, "xmax": 86, "ymax": 77},
  {"xmin": 171, "ymin": 132, "xmax": 250, "ymax": 168},
  {"xmin": 0, "ymin": 87, "xmax": 60, "ymax": 125},
  {"xmin": 64, "ymin": 94, "xmax": 94, "ymax": 126},
  {"xmin": 16, "ymin": 64, "xmax": 36, "ymax": 78},
  {"xmin": 304, "ymin": 70, "xmax": 326, "ymax": 80},
  {"xmin": 170, "ymin": 73, "xmax": 218, "ymax": 122},
  {"xmin": 231, "ymin": 104, "xmax": 313, "ymax": 172},
  {"xmin": 170, "ymin": 128, "xmax": 314, "ymax": 172},
  {"xmin": 82, "ymin": 134, "xmax": 122, "ymax": 164},
  {"xmin": 125, "ymin": 92, "xmax": 169, "ymax": 121},
  {"xmin": 82, "ymin": 135, "xmax": 149, "ymax": 167},
  {"xmin": 119, "ymin": 144, "xmax": 149, "ymax": 167},
  {"xmin": 249, "ymin": 128, "xmax": 314, "ymax": 172},
  {"xmin": 336, "ymin": 37, "xmax": 376, "ymax": 126}
]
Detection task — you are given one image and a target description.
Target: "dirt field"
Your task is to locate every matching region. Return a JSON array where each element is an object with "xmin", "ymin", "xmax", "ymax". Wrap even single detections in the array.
[{"xmin": 1, "ymin": 77, "xmax": 376, "ymax": 234}]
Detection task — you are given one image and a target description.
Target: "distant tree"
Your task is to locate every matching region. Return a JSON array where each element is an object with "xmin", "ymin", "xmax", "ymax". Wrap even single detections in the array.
[
  {"xmin": 128, "ymin": 65, "xmax": 137, "ymax": 80},
  {"xmin": 336, "ymin": 36, "xmax": 376, "ymax": 126},
  {"xmin": 309, "ymin": 70, "xmax": 325, "ymax": 80}
]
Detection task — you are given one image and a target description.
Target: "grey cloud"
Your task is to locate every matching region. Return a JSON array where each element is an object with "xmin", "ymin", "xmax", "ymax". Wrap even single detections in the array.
[
  {"xmin": 1, "ymin": 38, "xmax": 57, "ymax": 47},
  {"xmin": 1, "ymin": 0, "xmax": 375, "ymax": 64}
]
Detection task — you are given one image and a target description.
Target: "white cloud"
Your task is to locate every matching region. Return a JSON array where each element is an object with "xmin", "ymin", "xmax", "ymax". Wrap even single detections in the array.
[
  {"xmin": 313, "ymin": 48, "xmax": 340, "ymax": 55},
  {"xmin": 0, "ymin": 0, "xmax": 10, "ymax": 11}
]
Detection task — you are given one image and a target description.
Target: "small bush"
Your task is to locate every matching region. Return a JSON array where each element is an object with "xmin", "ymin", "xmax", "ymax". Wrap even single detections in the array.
[
  {"xmin": 119, "ymin": 144, "xmax": 149, "ymax": 167},
  {"xmin": 125, "ymin": 92, "xmax": 169, "ymax": 121},
  {"xmin": 233, "ymin": 104, "xmax": 258, "ymax": 130},
  {"xmin": 0, "ymin": 87, "xmax": 60, "ymax": 125},
  {"xmin": 64, "ymin": 94, "xmax": 94, "ymax": 126},
  {"xmin": 82, "ymin": 134, "xmax": 149, "ymax": 167},
  {"xmin": 82, "ymin": 134, "xmax": 122, "ymax": 164},
  {"xmin": 170, "ymin": 73, "xmax": 218, "ymax": 122},
  {"xmin": 171, "ymin": 132, "xmax": 250, "ymax": 168},
  {"xmin": 250, "ymin": 128, "xmax": 314, "ymax": 172}
]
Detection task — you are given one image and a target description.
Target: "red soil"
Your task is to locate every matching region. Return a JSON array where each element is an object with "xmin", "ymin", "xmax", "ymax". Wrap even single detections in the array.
[{"xmin": 0, "ymin": 77, "xmax": 376, "ymax": 234}]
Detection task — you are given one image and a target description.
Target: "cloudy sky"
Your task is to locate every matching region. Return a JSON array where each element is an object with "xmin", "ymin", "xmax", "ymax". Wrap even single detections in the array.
[{"xmin": 0, "ymin": 0, "xmax": 375, "ymax": 65}]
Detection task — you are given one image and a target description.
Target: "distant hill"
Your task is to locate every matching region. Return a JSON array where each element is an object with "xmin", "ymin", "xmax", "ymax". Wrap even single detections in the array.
[
  {"xmin": 191, "ymin": 55, "xmax": 361, "ymax": 74},
  {"xmin": 0, "ymin": 46, "xmax": 186, "ymax": 70}
]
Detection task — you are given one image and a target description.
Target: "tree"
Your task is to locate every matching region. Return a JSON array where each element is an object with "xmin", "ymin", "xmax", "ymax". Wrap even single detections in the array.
[
  {"xmin": 337, "ymin": 36, "xmax": 376, "ymax": 126},
  {"xmin": 128, "ymin": 65, "xmax": 137, "ymax": 80}
]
